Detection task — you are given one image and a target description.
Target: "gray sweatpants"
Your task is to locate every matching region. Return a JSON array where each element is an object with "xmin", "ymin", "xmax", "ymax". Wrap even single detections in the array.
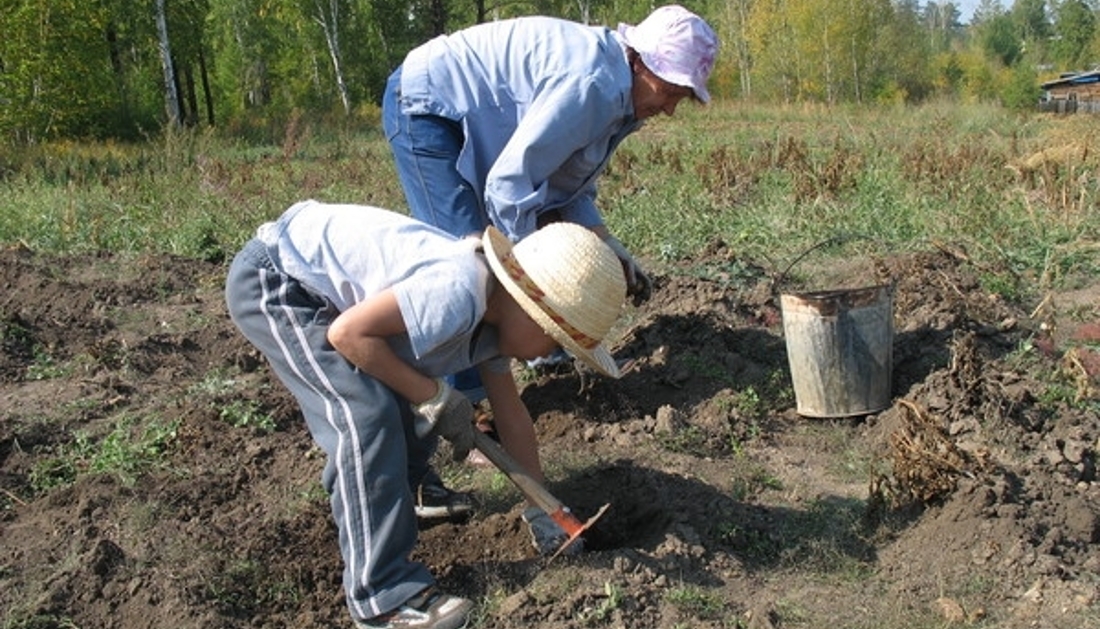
[{"xmin": 224, "ymin": 239, "xmax": 433, "ymax": 620}]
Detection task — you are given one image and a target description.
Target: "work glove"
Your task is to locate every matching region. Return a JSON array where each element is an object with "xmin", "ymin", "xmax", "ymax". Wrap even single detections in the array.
[
  {"xmin": 604, "ymin": 236, "xmax": 653, "ymax": 307},
  {"xmin": 522, "ymin": 505, "xmax": 584, "ymax": 557},
  {"xmin": 412, "ymin": 378, "xmax": 474, "ymax": 462}
]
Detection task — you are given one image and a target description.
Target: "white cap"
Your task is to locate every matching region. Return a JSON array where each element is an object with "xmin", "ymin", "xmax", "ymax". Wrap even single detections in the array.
[{"xmin": 618, "ymin": 5, "xmax": 719, "ymax": 103}]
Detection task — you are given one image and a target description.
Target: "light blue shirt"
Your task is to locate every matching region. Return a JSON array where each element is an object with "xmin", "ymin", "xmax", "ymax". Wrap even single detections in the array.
[
  {"xmin": 398, "ymin": 16, "xmax": 643, "ymax": 240},
  {"xmin": 257, "ymin": 200, "xmax": 510, "ymax": 377}
]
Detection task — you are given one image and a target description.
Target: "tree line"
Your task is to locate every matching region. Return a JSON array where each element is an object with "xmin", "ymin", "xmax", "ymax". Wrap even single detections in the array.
[{"xmin": 1, "ymin": 0, "xmax": 1097, "ymax": 143}]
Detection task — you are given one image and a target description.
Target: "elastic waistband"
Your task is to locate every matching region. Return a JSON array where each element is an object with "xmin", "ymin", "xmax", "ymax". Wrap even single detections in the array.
[{"xmin": 237, "ymin": 238, "xmax": 277, "ymax": 272}]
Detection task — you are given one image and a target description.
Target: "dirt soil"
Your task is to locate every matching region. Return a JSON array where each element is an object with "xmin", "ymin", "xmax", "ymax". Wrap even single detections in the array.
[{"xmin": 1, "ymin": 242, "xmax": 1098, "ymax": 629}]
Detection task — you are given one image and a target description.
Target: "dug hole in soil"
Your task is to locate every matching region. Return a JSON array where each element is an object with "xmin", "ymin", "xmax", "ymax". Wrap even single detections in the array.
[{"xmin": 1, "ymin": 241, "xmax": 1098, "ymax": 628}]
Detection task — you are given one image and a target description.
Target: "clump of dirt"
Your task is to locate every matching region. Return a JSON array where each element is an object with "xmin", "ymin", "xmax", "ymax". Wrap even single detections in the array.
[{"xmin": 1, "ymin": 241, "xmax": 1097, "ymax": 629}]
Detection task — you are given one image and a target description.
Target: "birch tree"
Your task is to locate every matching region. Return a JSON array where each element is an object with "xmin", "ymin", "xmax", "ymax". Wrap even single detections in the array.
[
  {"xmin": 312, "ymin": 0, "xmax": 351, "ymax": 114},
  {"xmin": 155, "ymin": 0, "xmax": 182, "ymax": 126},
  {"xmin": 725, "ymin": 0, "xmax": 755, "ymax": 98},
  {"xmin": 1012, "ymin": 0, "xmax": 1052, "ymax": 62}
]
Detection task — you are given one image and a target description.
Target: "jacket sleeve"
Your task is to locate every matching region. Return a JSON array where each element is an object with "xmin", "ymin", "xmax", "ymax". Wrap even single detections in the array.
[{"xmin": 483, "ymin": 73, "xmax": 625, "ymax": 240}]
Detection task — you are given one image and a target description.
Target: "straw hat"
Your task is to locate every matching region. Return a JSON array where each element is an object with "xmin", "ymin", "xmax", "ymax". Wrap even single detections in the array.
[{"xmin": 482, "ymin": 223, "xmax": 627, "ymax": 378}]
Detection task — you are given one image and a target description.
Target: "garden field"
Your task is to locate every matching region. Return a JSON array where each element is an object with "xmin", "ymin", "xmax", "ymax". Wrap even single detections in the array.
[{"xmin": 1, "ymin": 102, "xmax": 1098, "ymax": 628}]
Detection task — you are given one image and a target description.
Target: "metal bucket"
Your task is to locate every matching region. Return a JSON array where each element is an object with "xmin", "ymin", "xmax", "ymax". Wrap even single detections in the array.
[{"xmin": 780, "ymin": 285, "xmax": 894, "ymax": 418}]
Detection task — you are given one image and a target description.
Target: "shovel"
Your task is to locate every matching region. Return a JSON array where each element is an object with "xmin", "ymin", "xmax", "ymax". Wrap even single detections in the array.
[{"xmin": 471, "ymin": 430, "xmax": 608, "ymax": 559}]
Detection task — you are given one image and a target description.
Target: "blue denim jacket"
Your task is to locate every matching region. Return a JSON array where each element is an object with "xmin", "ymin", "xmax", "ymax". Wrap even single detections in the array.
[{"xmin": 396, "ymin": 16, "xmax": 643, "ymax": 240}]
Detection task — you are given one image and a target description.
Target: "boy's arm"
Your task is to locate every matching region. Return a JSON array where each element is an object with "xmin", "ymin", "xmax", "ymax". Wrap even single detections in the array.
[
  {"xmin": 482, "ymin": 363, "xmax": 581, "ymax": 556},
  {"xmin": 326, "ymin": 288, "xmax": 438, "ymax": 405},
  {"xmin": 480, "ymin": 365, "xmax": 546, "ymax": 485}
]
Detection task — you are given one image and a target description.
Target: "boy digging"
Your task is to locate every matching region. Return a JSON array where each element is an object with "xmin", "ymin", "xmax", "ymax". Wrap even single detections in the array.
[{"xmin": 225, "ymin": 200, "xmax": 627, "ymax": 628}]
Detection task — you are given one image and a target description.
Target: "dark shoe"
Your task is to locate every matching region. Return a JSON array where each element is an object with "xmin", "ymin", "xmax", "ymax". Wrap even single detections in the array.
[
  {"xmin": 356, "ymin": 586, "xmax": 473, "ymax": 629},
  {"xmin": 414, "ymin": 480, "xmax": 474, "ymax": 520}
]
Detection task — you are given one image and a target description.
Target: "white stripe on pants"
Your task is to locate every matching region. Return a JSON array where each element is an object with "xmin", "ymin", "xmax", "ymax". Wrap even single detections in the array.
[{"xmin": 225, "ymin": 239, "xmax": 432, "ymax": 620}]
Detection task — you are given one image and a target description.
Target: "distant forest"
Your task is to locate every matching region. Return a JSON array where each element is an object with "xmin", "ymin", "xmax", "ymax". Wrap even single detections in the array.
[{"xmin": 2, "ymin": 0, "xmax": 1097, "ymax": 141}]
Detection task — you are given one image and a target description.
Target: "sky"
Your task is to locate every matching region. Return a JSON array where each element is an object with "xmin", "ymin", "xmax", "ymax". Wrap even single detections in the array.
[{"xmin": 957, "ymin": 0, "xmax": 980, "ymax": 23}]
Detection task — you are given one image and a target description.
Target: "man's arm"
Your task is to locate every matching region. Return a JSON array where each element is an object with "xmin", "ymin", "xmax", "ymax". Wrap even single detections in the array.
[{"xmin": 484, "ymin": 76, "xmax": 620, "ymax": 239}]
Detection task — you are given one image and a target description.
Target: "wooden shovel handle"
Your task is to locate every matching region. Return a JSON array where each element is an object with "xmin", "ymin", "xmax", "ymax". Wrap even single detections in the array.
[{"xmin": 471, "ymin": 430, "xmax": 579, "ymax": 529}]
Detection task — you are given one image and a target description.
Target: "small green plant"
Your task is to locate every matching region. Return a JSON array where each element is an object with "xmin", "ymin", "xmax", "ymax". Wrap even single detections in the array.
[
  {"xmin": 25, "ymin": 346, "xmax": 70, "ymax": 380},
  {"xmin": 718, "ymin": 522, "xmax": 781, "ymax": 563},
  {"xmin": 682, "ymin": 354, "xmax": 727, "ymax": 381},
  {"xmin": 978, "ymin": 271, "xmax": 1021, "ymax": 301},
  {"xmin": 61, "ymin": 396, "xmax": 102, "ymax": 417},
  {"xmin": 958, "ymin": 572, "xmax": 998, "ymax": 597},
  {"xmin": 29, "ymin": 415, "xmax": 179, "ymax": 492},
  {"xmin": 728, "ymin": 461, "xmax": 783, "ymax": 501},
  {"xmin": 29, "ymin": 456, "xmax": 79, "ymax": 493},
  {"xmin": 514, "ymin": 363, "xmax": 540, "ymax": 386},
  {"xmin": 716, "ymin": 387, "xmax": 767, "ymax": 424},
  {"xmin": 774, "ymin": 598, "xmax": 809, "ymax": 625},
  {"xmin": 656, "ymin": 425, "xmax": 708, "ymax": 454},
  {"xmin": 765, "ymin": 369, "xmax": 796, "ymax": 409},
  {"xmin": 220, "ymin": 400, "xmax": 277, "ymax": 433},
  {"xmin": 89, "ymin": 338, "xmax": 131, "ymax": 370},
  {"xmin": 458, "ymin": 467, "xmax": 519, "ymax": 515},
  {"xmin": 0, "ymin": 318, "xmax": 34, "ymax": 352},
  {"xmin": 191, "ymin": 368, "xmax": 239, "ymax": 396},
  {"xmin": 730, "ymin": 387, "xmax": 763, "ymax": 417},
  {"xmin": 1037, "ymin": 380, "xmax": 1083, "ymax": 409},
  {"xmin": 579, "ymin": 580, "xmax": 624, "ymax": 624},
  {"xmin": 296, "ymin": 482, "xmax": 329, "ymax": 506},
  {"xmin": 78, "ymin": 418, "xmax": 179, "ymax": 485},
  {"xmin": 204, "ymin": 557, "xmax": 301, "ymax": 612},
  {"xmin": 486, "ymin": 470, "xmax": 512, "ymax": 495},
  {"xmin": 665, "ymin": 584, "xmax": 725, "ymax": 621},
  {"xmin": 687, "ymin": 258, "xmax": 764, "ymax": 290},
  {"xmin": 727, "ymin": 416, "xmax": 764, "ymax": 458},
  {"xmin": 777, "ymin": 497, "xmax": 875, "ymax": 579},
  {"xmin": 1004, "ymin": 336, "xmax": 1042, "ymax": 371}
]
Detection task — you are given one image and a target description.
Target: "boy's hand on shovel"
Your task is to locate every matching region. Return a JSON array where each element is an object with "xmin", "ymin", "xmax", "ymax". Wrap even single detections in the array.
[
  {"xmin": 471, "ymin": 431, "xmax": 606, "ymax": 560},
  {"xmin": 412, "ymin": 378, "xmax": 474, "ymax": 461},
  {"xmin": 523, "ymin": 506, "xmax": 583, "ymax": 557}
]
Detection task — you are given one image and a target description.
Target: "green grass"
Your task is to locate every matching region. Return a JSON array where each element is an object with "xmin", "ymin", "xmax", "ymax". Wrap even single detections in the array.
[
  {"xmin": 204, "ymin": 556, "xmax": 303, "ymax": 613},
  {"xmin": 727, "ymin": 458, "xmax": 783, "ymax": 501},
  {"xmin": 28, "ymin": 414, "xmax": 180, "ymax": 492},
  {"xmin": 0, "ymin": 123, "xmax": 406, "ymax": 260},
  {"xmin": 23, "ymin": 346, "xmax": 71, "ymax": 380},
  {"xmin": 219, "ymin": 400, "xmax": 277, "ymax": 433},
  {"xmin": 2, "ymin": 102, "xmax": 1096, "ymax": 301},
  {"xmin": 665, "ymin": 584, "xmax": 727, "ymax": 622},
  {"xmin": 576, "ymin": 580, "xmax": 625, "ymax": 624}
]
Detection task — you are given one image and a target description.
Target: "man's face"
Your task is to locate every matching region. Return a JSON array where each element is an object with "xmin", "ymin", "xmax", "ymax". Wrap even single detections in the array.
[{"xmin": 631, "ymin": 62, "xmax": 695, "ymax": 120}]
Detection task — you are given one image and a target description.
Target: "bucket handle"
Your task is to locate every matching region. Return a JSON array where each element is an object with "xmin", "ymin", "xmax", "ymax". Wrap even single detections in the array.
[{"xmin": 768, "ymin": 231, "xmax": 879, "ymax": 297}]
